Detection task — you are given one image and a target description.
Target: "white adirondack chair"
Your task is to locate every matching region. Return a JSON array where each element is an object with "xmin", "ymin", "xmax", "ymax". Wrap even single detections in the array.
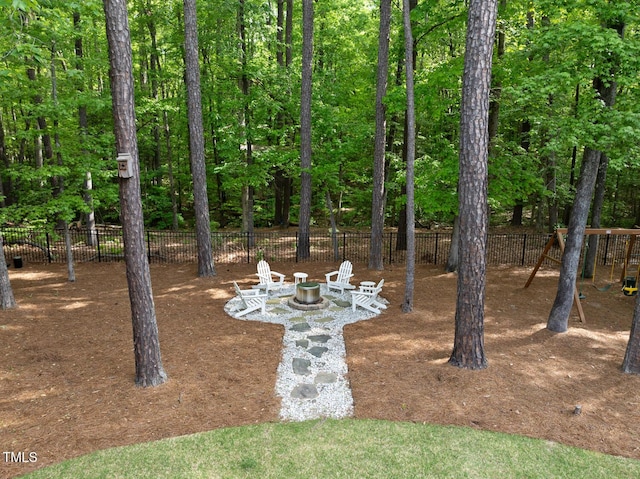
[
  {"xmin": 256, "ymin": 260, "xmax": 286, "ymax": 292},
  {"xmin": 325, "ymin": 260, "xmax": 356, "ymax": 294},
  {"xmin": 351, "ymin": 279, "xmax": 386, "ymax": 313},
  {"xmin": 233, "ymin": 281, "xmax": 268, "ymax": 317}
]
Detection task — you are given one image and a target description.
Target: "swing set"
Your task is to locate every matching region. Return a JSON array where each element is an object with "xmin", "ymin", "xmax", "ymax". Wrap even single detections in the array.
[{"xmin": 524, "ymin": 228, "xmax": 640, "ymax": 323}]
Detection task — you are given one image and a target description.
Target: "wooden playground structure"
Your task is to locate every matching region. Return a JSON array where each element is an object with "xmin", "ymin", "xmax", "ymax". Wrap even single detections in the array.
[{"xmin": 525, "ymin": 228, "xmax": 640, "ymax": 323}]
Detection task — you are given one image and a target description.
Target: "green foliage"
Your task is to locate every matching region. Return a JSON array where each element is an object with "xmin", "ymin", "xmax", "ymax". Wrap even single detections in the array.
[
  {"xmin": 1, "ymin": 0, "xmax": 639, "ymax": 231},
  {"xmin": 0, "ymin": 0, "xmax": 39, "ymax": 12}
]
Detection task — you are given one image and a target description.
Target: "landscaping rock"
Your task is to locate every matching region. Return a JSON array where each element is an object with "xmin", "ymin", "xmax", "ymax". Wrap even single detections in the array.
[
  {"xmin": 308, "ymin": 346, "xmax": 328, "ymax": 358},
  {"xmin": 290, "ymin": 322, "xmax": 311, "ymax": 332},
  {"xmin": 292, "ymin": 358, "xmax": 311, "ymax": 375},
  {"xmin": 314, "ymin": 372, "xmax": 338, "ymax": 384},
  {"xmin": 307, "ymin": 334, "xmax": 331, "ymax": 344},
  {"xmin": 290, "ymin": 384, "xmax": 318, "ymax": 399}
]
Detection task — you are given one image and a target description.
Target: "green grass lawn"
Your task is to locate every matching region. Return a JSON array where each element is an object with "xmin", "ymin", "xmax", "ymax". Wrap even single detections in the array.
[{"xmin": 20, "ymin": 419, "xmax": 640, "ymax": 479}]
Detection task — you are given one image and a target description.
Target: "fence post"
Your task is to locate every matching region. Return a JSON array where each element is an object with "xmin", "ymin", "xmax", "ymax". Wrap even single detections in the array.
[
  {"xmin": 46, "ymin": 232, "xmax": 52, "ymax": 263},
  {"xmin": 342, "ymin": 231, "xmax": 346, "ymax": 261},
  {"xmin": 521, "ymin": 233, "xmax": 527, "ymax": 266},
  {"xmin": 388, "ymin": 232, "xmax": 393, "ymax": 265},
  {"xmin": 96, "ymin": 229, "xmax": 102, "ymax": 262},
  {"xmin": 147, "ymin": 230, "xmax": 151, "ymax": 262},
  {"xmin": 434, "ymin": 233, "xmax": 439, "ymax": 264},
  {"xmin": 246, "ymin": 232, "xmax": 251, "ymax": 264},
  {"xmin": 295, "ymin": 231, "xmax": 299, "ymax": 263}
]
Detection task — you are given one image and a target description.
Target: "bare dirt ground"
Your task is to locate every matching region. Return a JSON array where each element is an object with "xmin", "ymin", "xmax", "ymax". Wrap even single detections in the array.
[{"xmin": 2, "ymin": 260, "xmax": 640, "ymax": 478}]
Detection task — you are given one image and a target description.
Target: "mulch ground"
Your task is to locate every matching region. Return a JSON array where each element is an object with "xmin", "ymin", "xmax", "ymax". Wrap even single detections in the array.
[{"xmin": 2, "ymin": 261, "xmax": 640, "ymax": 478}]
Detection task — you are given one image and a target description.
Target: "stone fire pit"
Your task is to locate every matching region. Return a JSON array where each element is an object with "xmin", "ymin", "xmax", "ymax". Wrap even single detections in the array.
[{"xmin": 287, "ymin": 281, "xmax": 330, "ymax": 311}]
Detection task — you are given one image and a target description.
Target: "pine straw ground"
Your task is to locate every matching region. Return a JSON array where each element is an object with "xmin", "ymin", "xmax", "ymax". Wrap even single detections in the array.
[{"xmin": 2, "ymin": 261, "xmax": 640, "ymax": 478}]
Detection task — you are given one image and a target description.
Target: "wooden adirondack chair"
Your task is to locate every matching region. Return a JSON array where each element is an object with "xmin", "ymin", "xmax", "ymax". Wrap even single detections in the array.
[
  {"xmin": 325, "ymin": 260, "xmax": 356, "ymax": 294},
  {"xmin": 233, "ymin": 281, "xmax": 268, "ymax": 317},
  {"xmin": 351, "ymin": 279, "xmax": 386, "ymax": 313},
  {"xmin": 256, "ymin": 260, "xmax": 286, "ymax": 292}
]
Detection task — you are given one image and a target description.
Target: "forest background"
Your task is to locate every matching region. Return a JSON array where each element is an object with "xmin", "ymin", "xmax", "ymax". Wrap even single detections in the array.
[{"xmin": 0, "ymin": 0, "xmax": 639, "ymax": 236}]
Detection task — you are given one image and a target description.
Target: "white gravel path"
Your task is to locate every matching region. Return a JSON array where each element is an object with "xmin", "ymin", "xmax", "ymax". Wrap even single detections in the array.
[{"xmin": 224, "ymin": 283, "xmax": 385, "ymax": 421}]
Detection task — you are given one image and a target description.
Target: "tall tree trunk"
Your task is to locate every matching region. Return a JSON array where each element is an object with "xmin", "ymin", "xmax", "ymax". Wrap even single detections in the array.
[
  {"xmin": 83, "ymin": 172, "xmax": 98, "ymax": 245},
  {"xmin": 326, "ymin": 191, "xmax": 339, "ymax": 262},
  {"xmin": 284, "ymin": 0, "xmax": 293, "ymax": 226},
  {"xmin": 511, "ymin": 203, "xmax": 524, "ymax": 226},
  {"xmin": 242, "ymin": 185, "xmax": 254, "ymax": 240},
  {"xmin": 277, "ymin": 0, "xmax": 285, "ymax": 66},
  {"xmin": 163, "ymin": 108, "xmax": 179, "ymax": 230},
  {"xmin": 445, "ymin": 215, "xmax": 460, "ymax": 272},
  {"xmin": 546, "ymin": 151, "xmax": 559, "ymax": 232},
  {"xmin": 0, "ymin": 113, "xmax": 9, "ymax": 207},
  {"xmin": 64, "ymin": 222, "xmax": 76, "ymax": 282},
  {"xmin": 511, "ymin": 118, "xmax": 531, "ymax": 226},
  {"xmin": 206, "ymin": 93, "xmax": 226, "ymax": 228},
  {"xmin": 183, "ymin": 0, "xmax": 216, "ymax": 277},
  {"xmin": 274, "ymin": 169, "xmax": 291, "ymax": 228},
  {"xmin": 145, "ymin": 0, "xmax": 162, "ymax": 186},
  {"xmin": 51, "ymin": 42, "xmax": 76, "ymax": 281},
  {"xmin": 539, "ymin": 16, "xmax": 558, "ymax": 233},
  {"xmin": 562, "ymin": 85, "xmax": 581, "ymax": 226},
  {"xmin": 273, "ymin": 0, "xmax": 285, "ymax": 229},
  {"xmin": 546, "ymin": 148, "xmax": 600, "ymax": 332},
  {"xmin": 238, "ymin": 0, "xmax": 254, "ymax": 245},
  {"xmin": 35, "ymin": 131, "xmax": 44, "ymax": 171},
  {"xmin": 611, "ymin": 171, "xmax": 619, "ymax": 223},
  {"xmin": 487, "ymin": 0, "xmax": 506, "ymax": 150},
  {"xmin": 623, "ymin": 294, "xmax": 640, "ymax": 374},
  {"xmin": 104, "ymin": 0, "xmax": 167, "ymax": 387},
  {"xmin": 51, "ymin": 43, "xmax": 62, "ymax": 192},
  {"xmin": 401, "ymin": 0, "xmax": 416, "ymax": 313},
  {"xmin": 395, "ymin": 0, "xmax": 417, "ymax": 253},
  {"xmin": 273, "ymin": 0, "xmax": 292, "ymax": 229},
  {"xmin": 449, "ymin": 0, "xmax": 497, "ymax": 370},
  {"xmin": 74, "ymin": 11, "xmax": 98, "ymax": 245},
  {"xmin": 395, "ymin": 106, "xmax": 407, "ymax": 251},
  {"xmin": 0, "ymin": 235, "xmax": 17, "ymax": 309},
  {"xmin": 26, "ymin": 61, "xmax": 53, "ymax": 164},
  {"xmin": 582, "ymin": 25, "xmax": 620, "ymax": 277},
  {"xmin": 285, "ymin": 0, "xmax": 293, "ymax": 67},
  {"xmin": 584, "ymin": 153, "xmax": 610, "ymax": 278},
  {"xmin": 298, "ymin": 0, "xmax": 314, "ymax": 260},
  {"xmin": 547, "ymin": 19, "xmax": 623, "ymax": 333},
  {"xmin": 282, "ymin": 175, "xmax": 292, "ymax": 228},
  {"xmin": 369, "ymin": 0, "xmax": 392, "ymax": 271}
]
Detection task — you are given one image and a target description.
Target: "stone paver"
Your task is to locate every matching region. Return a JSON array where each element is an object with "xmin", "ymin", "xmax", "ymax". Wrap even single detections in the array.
[
  {"xmin": 290, "ymin": 322, "xmax": 311, "ymax": 332},
  {"xmin": 292, "ymin": 358, "xmax": 311, "ymax": 375},
  {"xmin": 291, "ymin": 384, "xmax": 319, "ymax": 399},
  {"xmin": 307, "ymin": 334, "xmax": 331, "ymax": 343},
  {"xmin": 315, "ymin": 372, "xmax": 338, "ymax": 384},
  {"xmin": 308, "ymin": 346, "xmax": 328, "ymax": 358}
]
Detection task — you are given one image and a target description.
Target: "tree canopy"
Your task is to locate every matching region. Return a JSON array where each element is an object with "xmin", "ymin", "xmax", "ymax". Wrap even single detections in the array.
[{"xmin": 0, "ymin": 0, "xmax": 639, "ymax": 233}]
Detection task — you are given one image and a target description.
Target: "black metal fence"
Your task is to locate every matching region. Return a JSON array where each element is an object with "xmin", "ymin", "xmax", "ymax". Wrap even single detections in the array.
[{"xmin": 2, "ymin": 227, "xmax": 636, "ymax": 267}]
